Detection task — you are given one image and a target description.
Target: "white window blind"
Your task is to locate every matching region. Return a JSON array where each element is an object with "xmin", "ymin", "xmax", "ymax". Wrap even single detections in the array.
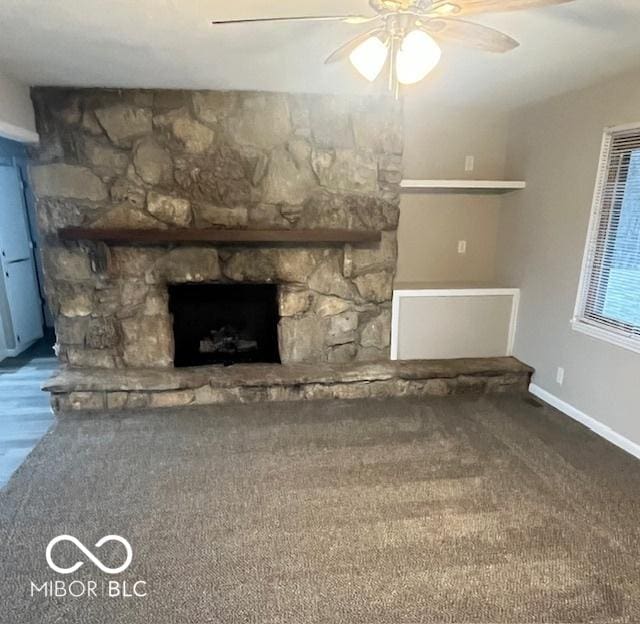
[{"xmin": 573, "ymin": 124, "xmax": 640, "ymax": 352}]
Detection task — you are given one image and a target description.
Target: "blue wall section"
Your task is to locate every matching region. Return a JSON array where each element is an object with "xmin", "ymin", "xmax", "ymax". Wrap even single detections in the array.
[{"xmin": 0, "ymin": 136, "xmax": 28, "ymax": 165}]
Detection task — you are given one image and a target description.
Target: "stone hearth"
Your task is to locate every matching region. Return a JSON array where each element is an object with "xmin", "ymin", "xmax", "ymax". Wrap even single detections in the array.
[
  {"xmin": 44, "ymin": 357, "xmax": 534, "ymax": 412},
  {"xmin": 30, "ymin": 88, "xmax": 403, "ymax": 371}
]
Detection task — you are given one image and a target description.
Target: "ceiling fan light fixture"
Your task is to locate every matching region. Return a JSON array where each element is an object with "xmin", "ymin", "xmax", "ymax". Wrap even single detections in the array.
[
  {"xmin": 349, "ymin": 35, "xmax": 389, "ymax": 82},
  {"xmin": 210, "ymin": 0, "xmax": 566, "ymax": 92},
  {"xmin": 396, "ymin": 30, "xmax": 441, "ymax": 85}
]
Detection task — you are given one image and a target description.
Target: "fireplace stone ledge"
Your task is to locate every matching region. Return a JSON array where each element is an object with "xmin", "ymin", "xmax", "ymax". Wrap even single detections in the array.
[{"xmin": 44, "ymin": 357, "xmax": 534, "ymax": 413}]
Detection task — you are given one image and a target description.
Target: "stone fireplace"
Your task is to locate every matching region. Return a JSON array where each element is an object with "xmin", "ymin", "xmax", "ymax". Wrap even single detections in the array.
[
  {"xmin": 29, "ymin": 88, "xmax": 403, "ymax": 370},
  {"xmin": 30, "ymin": 87, "xmax": 533, "ymax": 411}
]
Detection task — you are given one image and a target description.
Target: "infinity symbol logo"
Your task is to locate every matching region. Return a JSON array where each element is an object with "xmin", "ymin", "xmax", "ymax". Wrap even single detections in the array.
[{"xmin": 45, "ymin": 535, "xmax": 133, "ymax": 575}]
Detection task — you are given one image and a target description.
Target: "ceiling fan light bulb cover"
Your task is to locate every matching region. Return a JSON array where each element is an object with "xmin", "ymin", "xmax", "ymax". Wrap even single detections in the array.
[
  {"xmin": 396, "ymin": 30, "xmax": 441, "ymax": 85},
  {"xmin": 349, "ymin": 35, "xmax": 388, "ymax": 82}
]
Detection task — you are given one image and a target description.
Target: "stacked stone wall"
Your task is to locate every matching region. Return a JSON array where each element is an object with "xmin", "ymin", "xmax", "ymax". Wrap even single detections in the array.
[{"xmin": 30, "ymin": 88, "xmax": 403, "ymax": 368}]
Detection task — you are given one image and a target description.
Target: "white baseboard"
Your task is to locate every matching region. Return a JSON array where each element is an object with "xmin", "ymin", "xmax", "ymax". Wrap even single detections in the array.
[{"xmin": 529, "ymin": 383, "xmax": 640, "ymax": 460}]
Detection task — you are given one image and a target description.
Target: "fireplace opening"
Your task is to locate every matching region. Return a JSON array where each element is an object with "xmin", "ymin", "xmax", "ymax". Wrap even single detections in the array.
[{"xmin": 168, "ymin": 284, "xmax": 280, "ymax": 367}]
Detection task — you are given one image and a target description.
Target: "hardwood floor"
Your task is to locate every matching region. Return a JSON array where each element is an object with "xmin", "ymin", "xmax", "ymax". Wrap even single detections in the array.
[{"xmin": 0, "ymin": 337, "xmax": 56, "ymax": 487}]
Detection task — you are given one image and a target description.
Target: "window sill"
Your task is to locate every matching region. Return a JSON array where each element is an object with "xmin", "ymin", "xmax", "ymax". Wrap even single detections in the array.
[{"xmin": 571, "ymin": 318, "xmax": 640, "ymax": 355}]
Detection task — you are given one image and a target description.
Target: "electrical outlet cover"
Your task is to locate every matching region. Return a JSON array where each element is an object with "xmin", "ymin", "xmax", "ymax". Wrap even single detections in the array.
[{"xmin": 465, "ymin": 155, "xmax": 475, "ymax": 172}]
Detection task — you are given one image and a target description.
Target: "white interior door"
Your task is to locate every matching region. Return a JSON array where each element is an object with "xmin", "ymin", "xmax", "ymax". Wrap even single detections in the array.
[
  {"xmin": 0, "ymin": 165, "xmax": 32, "ymax": 262},
  {"xmin": 3, "ymin": 259, "xmax": 43, "ymax": 351},
  {"xmin": 0, "ymin": 164, "xmax": 43, "ymax": 355}
]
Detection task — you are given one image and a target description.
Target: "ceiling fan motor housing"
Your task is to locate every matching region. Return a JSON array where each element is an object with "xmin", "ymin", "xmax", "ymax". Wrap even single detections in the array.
[
  {"xmin": 386, "ymin": 13, "xmax": 422, "ymax": 38},
  {"xmin": 369, "ymin": 0, "xmax": 435, "ymax": 14}
]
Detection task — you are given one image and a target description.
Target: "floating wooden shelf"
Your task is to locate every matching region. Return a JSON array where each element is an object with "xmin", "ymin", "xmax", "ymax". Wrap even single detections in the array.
[
  {"xmin": 58, "ymin": 228, "xmax": 381, "ymax": 245},
  {"xmin": 401, "ymin": 179, "xmax": 526, "ymax": 193}
]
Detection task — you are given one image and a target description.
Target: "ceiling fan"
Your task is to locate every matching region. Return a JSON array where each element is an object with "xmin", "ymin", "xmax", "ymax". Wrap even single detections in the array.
[{"xmin": 211, "ymin": 0, "xmax": 575, "ymax": 96}]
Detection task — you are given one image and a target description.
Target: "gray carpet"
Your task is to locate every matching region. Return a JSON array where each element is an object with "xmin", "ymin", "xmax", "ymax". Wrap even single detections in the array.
[{"xmin": 1, "ymin": 395, "xmax": 640, "ymax": 623}]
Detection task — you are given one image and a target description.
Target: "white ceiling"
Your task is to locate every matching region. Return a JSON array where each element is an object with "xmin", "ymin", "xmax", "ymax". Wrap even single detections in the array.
[{"xmin": 0, "ymin": 0, "xmax": 639, "ymax": 110}]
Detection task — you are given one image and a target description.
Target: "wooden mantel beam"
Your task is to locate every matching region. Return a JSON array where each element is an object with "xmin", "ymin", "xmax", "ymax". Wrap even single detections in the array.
[{"xmin": 58, "ymin": 228, "xmax": 381, "ymax": 245}]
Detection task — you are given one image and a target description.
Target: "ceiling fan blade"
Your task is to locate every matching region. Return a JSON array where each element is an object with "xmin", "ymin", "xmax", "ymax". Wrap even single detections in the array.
[
  {"xmin": 344, "ymin": 15, "xmax": 381, "ymax": 24},
  {"xmin": 325, "ymin": 28, "xmax": 385, "ymax": 64},
  {"xmin": 451, "ymin": 0, "xmax": 575, "ymax": 16},
  {"xmin": 211, "ymin": 15, "xmax": 374, "ymax": 26},
  {"xmin": 424, "ymin": 18, "xmax": 519, "ymax": 53},
  {"xmin": 431, "ymin": 2, "xmax": 464, "ymax": 15}
]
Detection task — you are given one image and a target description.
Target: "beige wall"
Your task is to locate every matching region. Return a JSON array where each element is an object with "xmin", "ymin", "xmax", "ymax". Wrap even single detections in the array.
[
  {"xmin": 397, "ymin": 194, "xmax": 501, "ymax": 283},
  {"xmin": 497, "ymin": 68, "xmax": 640, "ymax": 446},
  {"xmin": 0, "ymin": 71, "xmax": 38, "ymax": 143},
  {"xmin": 397, "ymin": 101, "xmax": 509, "ymax": 283}
]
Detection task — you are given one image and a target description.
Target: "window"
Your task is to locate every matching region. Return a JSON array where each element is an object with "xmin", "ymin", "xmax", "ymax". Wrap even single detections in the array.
[{"xmin": 573, "ymin": 123, "xmax": 640, "ymax": 352}]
